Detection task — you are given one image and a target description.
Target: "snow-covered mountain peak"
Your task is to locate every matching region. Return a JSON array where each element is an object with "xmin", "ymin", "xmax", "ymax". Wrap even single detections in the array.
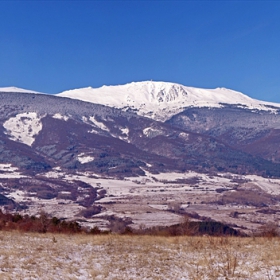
[
  {"xmin": 57, "ymin": 81, "xmax": 280, "ymax": 121},
  {"xmin": 0, "ymin": 86, "xmax": 41, "ymax": 94},
  {"xmin": 124, "ymin": 81, "xmax": 188, "ymax": 103}
]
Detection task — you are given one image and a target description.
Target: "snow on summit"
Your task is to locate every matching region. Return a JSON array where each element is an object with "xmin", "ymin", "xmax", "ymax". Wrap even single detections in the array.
[
  {"xmin": 57, "ymin": 81, "xmax": 280, "ymax": 121},
  {"xmin": 0, "ymin": 86, "xmax": 41, "ymax": 94}
]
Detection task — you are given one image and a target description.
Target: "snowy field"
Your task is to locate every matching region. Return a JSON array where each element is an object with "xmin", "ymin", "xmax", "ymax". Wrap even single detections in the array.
[
  {"xmin": 0, "ymin": 232, "xmax": 279, "ymax": 279},
  {"xmin": 2, "ymin": 168, "xmax": 280, "ymax": 232}
]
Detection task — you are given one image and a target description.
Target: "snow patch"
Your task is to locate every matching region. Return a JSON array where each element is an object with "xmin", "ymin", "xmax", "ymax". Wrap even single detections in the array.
[
  {"xmin": 143, "ymin": 127, "xmax": 164, "ymax": 138},
  {"xmin": 88, "ymin": 129, "xmax": 99, "ymax": 134},
  {"xmin": 52, "ymin": 113, "xmax": 69, "ymax": 121},
  {"xmin": 3, "ymin": 112, "xmax": 42, "ymax": 146},
  {"xmin": 118, "ymin": 127, "xmax": 130, "ymax": 142},
  {"xmin": 53, "ymin": 166, "xmax": 62, "ymax": 171},
  {"xmin": 6, "ymin": 190, "xmax": 26, "ymax": 201},
  {"xmin": 246, "ymin": 175, "xmax": 280, "ymax": 195},
  {"xmin": 0, "ymin": 163, "xmax": 18, "ymax": 172},
  {"xmin": 89, "ymin": 116, "xmax": 109, "ymax": 132},
  {"xmin": 0, "ymin": 164, "xmax": 26, "ymax": 178},
  {"xmin": 179, "ymin": 132, "xmax": 189, "ymax": 140},
  {"xmin": 120, "ymin": 127, "xmax": 129, "ymax": 136},
  {"xmin": 0, "ymin": 86, "xmax": 42, "ymax": 94},
  {"xmin": 77, "ymin": 153, "xmax": 95, "ymax": 164}
]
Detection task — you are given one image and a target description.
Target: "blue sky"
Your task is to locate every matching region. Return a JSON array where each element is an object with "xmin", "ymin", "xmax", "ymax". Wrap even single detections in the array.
[{"xmin": 0, "ymin": 1, "xmax": 280, "ymax": 102}]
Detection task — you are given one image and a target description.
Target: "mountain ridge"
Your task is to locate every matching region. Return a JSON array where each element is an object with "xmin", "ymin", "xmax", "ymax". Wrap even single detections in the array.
[
  {"xmin": 56, "ymin": 81, "xmax": 280, "ymax": 121},
  {"xmin": 2, "ymin": 81, "xmax": 279, "ymax": 122}
]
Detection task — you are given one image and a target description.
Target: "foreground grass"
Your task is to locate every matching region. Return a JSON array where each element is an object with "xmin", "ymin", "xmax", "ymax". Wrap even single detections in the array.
[{"xmin": 0, "ymin": 232, "xmax": 280, "ymax": 279}]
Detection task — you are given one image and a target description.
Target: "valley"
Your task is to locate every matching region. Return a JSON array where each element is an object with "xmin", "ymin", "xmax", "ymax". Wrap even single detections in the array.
[{"xmin": 1, "ymin": 166, "xmax": 280, "ymax": 234}]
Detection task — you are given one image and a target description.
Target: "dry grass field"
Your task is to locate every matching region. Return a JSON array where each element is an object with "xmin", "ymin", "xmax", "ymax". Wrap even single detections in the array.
[{"xmin": 0, "ymin": 231, "xmax": 280, "ymax": 279}]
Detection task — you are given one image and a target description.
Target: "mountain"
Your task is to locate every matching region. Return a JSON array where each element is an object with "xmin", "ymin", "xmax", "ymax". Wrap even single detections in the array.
[
  {"xmin": 1, "ymin": 82, "xmax": 280, "ymax": 232},
  {"xmin": 1, "ymin": 86, "xmax": 280, "ymax": 177},
  {"xmin": 167, "ymin": 106, "xmax": 280, "ymax": 163},
  {"xmin": 57, "ymin": 81, "xmax": 280, "ymax": 164},
  {"xmin": 58, "ymin": 81, "xmax": 280, "ymax": 164},
  {"xmin": 57, "ymin": 81, "xmax": 280, "ymax": 121}
]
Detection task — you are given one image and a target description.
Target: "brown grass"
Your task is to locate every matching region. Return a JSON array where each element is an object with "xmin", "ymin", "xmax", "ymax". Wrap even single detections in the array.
[{"xmin": 0, "ymin": 231, "xmax": 280, "ymax": 279}]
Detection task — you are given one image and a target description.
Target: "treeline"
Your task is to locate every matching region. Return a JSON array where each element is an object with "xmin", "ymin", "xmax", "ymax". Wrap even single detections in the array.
[
  {"xmin": 0, "ymin": 210, "xmax": 244, "ymax": 236},
  {"xmin": 135, "ymin": 220, "xmax": 244, "ymax": 237},
  {"xmin": 0, "ymin": 210, "xmax": 81, "ymax": 234},
  {"xmin": 1, "ymin": 211, "xmax": 278, "ymax": 237}
]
